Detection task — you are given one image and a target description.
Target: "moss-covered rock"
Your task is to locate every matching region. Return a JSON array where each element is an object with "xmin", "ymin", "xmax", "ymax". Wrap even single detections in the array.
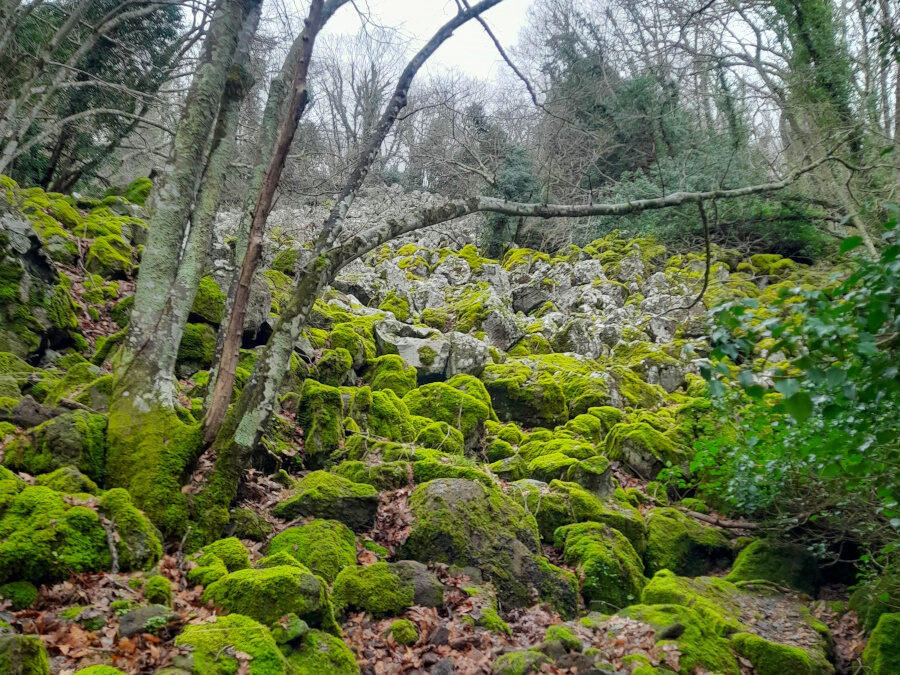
[
  {"xmin": 175, "ymin": 614, "xmax": 289, "ymax": 674},
  {"xmin": 203, "ymin": 564, "xmax": 338, "ymax": 633},
  {"xmin": 98, "ymin": 488, "xmax": 163, "ymax": 571},
  {"xmin": 363, "ymin": 354, "xmax": 417, "ymax": 397},
  {"xmin": 725, "ymin": 539, "xmax": 818, "ymax": 595},
  {"xmin": 0, "ymin": 581, "xmax": 38, "ymax": 610},
  {"xmin": 388, "ymin": 619, "xmax": 418, "ymax": 645},
  {"xmin": 555, "ymin": 522, "xmax": 646, "ymax": 611},
  {"xmin": 862, "ymin": 613, "xmax": 900, "ymax": 675},
  {"xmin": 34, "ymin": 466, "xmax": 99, "ymax": 494},
  {"xmin": 296, "ymin": 380, "xmax": 345, "ymax": 468},
  {"xmin": 284, "ymin": 628, "xmax": 360, "ymax": 674},
  {"xmin": 73, "ymin": 667, "xmax": 127, "ymax": 675},
  {"xmin": 644, "ymin": 507, "xmax": 731, "ymax": 577},
  {"xmin": 618, "ymin": 604, "xmax": 739, "ymax": 675},
  {"xmin": 85, "ymin": 234, "xmax": 132, "ymax": 278},
  {"xmin": 641, "ymin": 570, "xmax": 744, "ymax": 635},
  {"xmin": 267, "ymin": 520, "xmax": 356, "ymax": 583},
  {"xmin": 312, "ymin": 348, "xmax": 353, "ymax": 387},
  {"xmin": 731, "ymin": 632, "xmax": 829, "ymax": 675},
  {"xmin": 332, "ymin": 562, "xmax": 415, "ymax": 618},
  {"xmin": 564, "ymin": 456, "xmax": 613, "ymax": 497},
  {"xmin": 491, "ymin": 650, "xmax": 551, "ymax": 674},
  {"xmin": 226, "ymin": 507, "xmax": 274, "ymax": 542},
  {"xmin": 415, "ymin": 421, "xmax": 464, "ymax": 455},
  {"xmin": 400, "ymin": 478, "xmax": 577, "ymax": 617},
  {"xmin": 481, "ymin": 362, "xmax": 568, "ymax": 428},
  {"xmin": 849, "ymin": 566, "xmax": 900, "ymax": 631},
  {"xmin": 347, "ymin": 386, "xmax": 415, "ymax": 443},
  {"xmin": 190, "ymin": 275, "xmax": 225, "ymax": 324},
  {"xmin": 604, "ymin": 422, "xmax": 686, "ymax": 478},
  {"xmin": 145, "ymin": 574, "xmax": 173, "ymax": 607},
  {"xmin": 0, "ymin": 634, "xmax": 50, "ymax": 674},
  {"xmin": 198, "ymin": 537, "xmax": 250, "ymax": 572},
  {"xmin": 272, "ymin": 471, "xmax": 379, "ymax": 530},
  {"xmin": 3, "ymin": 410, "xmax": 106, "ymax": 483},
  {"xmin": 402, "ymin": 382, "xmax": 490, "ymax": 450},
  {"xmin": 176, "ymin": 323, "xmax": 217, "ymax": 376}
]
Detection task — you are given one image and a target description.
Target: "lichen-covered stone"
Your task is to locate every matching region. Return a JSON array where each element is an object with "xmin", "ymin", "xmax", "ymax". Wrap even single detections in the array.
[
  {"xmin": 204, "ymin": 564, "xmax": 338, "ymax": 633},
  {"xmin": 400, "ymin": 479, "xmax": 577, "ymax": 618},
  {"xmin": 267, "ymin": 520, "xmax": 356, "ymax": 583},
  {"xmin": 644, "ymin": 507, "xmax": 731, "ymax": 577},
  {"xmin": 273, "ymin": 471, "xmax": 379, "ymax": 530},
  {"xmin": 565, "ymin": 456, "xmax": 613, "ymax": 497},
  {"xmin": 726, "ymin": 539, "xmax": 818, "ymax": 595},
  {"xmin": 555, "ymin": 522, "xmax": 647, "ymax": 611},
  {"xmin": 225, "ymin": 507, "xmax": 274, "ymax": 542}
]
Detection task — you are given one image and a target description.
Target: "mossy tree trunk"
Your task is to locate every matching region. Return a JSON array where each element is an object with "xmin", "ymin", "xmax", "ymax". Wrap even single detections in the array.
[
  {"xmin": 204, "ymin": 0, "xmax": 348, "ymax": 444},
  {"xmin": 106, "ymin": 0, "xmax": 261, "ymax": 535}
]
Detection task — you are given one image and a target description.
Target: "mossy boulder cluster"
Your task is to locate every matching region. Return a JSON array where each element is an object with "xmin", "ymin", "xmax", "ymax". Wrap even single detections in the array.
[{"xmin": 0, "ymin": 176, "xmax": 884, "ymax": 672}]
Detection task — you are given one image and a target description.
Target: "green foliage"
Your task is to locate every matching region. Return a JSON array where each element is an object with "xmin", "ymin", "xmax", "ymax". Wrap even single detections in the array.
[{"xmin": 688, "ymin": 223, "xmax": 900, "ymax": 591}]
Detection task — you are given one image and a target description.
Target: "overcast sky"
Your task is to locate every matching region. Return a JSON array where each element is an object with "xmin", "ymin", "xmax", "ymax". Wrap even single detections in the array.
[{"xmin": 321, "ymin": 0, "xmax": 536, "ymax": 79}]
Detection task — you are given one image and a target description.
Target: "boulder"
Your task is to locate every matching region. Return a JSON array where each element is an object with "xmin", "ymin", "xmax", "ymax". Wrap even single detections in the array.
[
  {"xmin": 267, "ymin": 520, "xmax": 357, "ymax": 583},
  {"xmin": 863, "ymin": 613, "xmax": 900, "ymax": 675},
  {"xmin": 644, "ymin": 507, "xmax": 732, "ymax": 576},
  {"xmin": 374, "ymin": 320, "xmax": 449, "ymax": 379},
  {"xmin": 445, "ymin": 332, "xmax": 490, "ymax": 377},
  {"xmin": 331, "ymin": 560, "xmax": 442, "ymax": 618},
  {"xmin": 399, "ymin": 479, "xmax": 577, "ymax": 617},
  {"xmin": 0, "ymin": 635, "xmax": 50, "ymax": 674},
  {"xmin": 272, "ymin": 471, "xmax": 379, "ymax": 530},
  {"xmin": 726, "ymin": 539, "xmax": 819, "ymax": 595}
]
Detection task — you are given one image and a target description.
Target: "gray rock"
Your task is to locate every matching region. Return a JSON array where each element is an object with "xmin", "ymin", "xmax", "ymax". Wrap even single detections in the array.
[
  {"xmin": 446, "ymin": 332, "xmax": 490, "ymax": 377},
  {"xmin": 481, "ymin": 306, "xmax": 524, "ymax": 351},
  {"xmin": 432, "ymin": 255, "xmax": 471, "ymax": 286},
  {"xmin": 390, "ymin": 560, "xmax": 444, "ymax": 607},
  {"xmin": 119, "ymin": 604, "xmax": 176, "ymax": 637},
  {"xmin": 573, "ymin": 259, "xmax": 606, "ymax": 285},
  {"xmin": 512, "ymin": 284, "xmax": 552, "ymax": 314},
  {"xmin": 374, "ymin": 320, "xmax": 450, "ymax": 379}
]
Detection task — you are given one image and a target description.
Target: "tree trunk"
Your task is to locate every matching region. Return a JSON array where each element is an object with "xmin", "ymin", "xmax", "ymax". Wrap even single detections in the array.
[
  {"xmin": 105, "ymin": 0, "xmax": 260, "ymax": 535},
  {"xmin": 204, "ymin": 0, "xmax": 333, "ymax": 443}
]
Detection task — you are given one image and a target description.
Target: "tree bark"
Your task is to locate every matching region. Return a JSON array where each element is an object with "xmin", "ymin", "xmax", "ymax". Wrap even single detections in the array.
[{"xmin": 204, "ymin": 0, "xmax": 342, "ymax": 443}]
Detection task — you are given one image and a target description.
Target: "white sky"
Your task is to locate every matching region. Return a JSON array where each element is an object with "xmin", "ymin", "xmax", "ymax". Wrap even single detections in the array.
[{"xmin": 321, "ymin": 0, "xmax": 535, "ymax": 79}]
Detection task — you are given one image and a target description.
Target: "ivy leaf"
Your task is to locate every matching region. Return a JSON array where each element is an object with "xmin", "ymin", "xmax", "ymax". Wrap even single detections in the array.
[
  {"xmin": 840, "ymin": 236, "xmax": 863, "ymax": 254},
  {"xmin": 774, "ymin": 379, "xmax": 800, "ymax": 398},
  {"xmin": 784, "ymin": 392, "xmax": 814, "ymax": 423}
]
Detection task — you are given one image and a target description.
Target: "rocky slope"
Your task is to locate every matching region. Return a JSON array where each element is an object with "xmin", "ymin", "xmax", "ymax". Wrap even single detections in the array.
[{"xmin": 0, "ymin": 175, "xmax": 893, "ymax": 674}]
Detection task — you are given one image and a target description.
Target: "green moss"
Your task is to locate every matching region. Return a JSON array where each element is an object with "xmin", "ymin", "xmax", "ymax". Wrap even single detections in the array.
[
  {"xmin": 509, "ymin": 334, "xmax": 552, "ymax": 357},
  {"xmin": 726, "ymin": 539, "xmax": 818, "ymax": 595},
  {"xmin": 481, "ymin": 362, "xmax": 568, "ymax": 428},
  {"xmin": 388, "ymin": 618, "xmax": 418, "ymax": 645},
  {"xmin": 417, "ymin": 344, "xmax": 437, "ymax": 366},
  {"xmin": 85, "ymin": 234, "xmax": 133, "ymax": 278},
  {"xmin": 177, "ymin": 323, "xmax": 217, "ymax": 371},
  {"xmin": 348, "ymin": 386, "xmax": 415, "ymax": 443},
  {"xmin": 486, "ymin": 437, "xmax": 515, "ymax": 462},
  {"xmin": 332, "ymin": 562, "xmax": 414, "ymax": 618},
  {"xmin": 34, "ymin": 466, "xmax": 99, "ymax": 494},
  {"xmin": 106, "ymin": 403, "xmax": 203, "ymax": 538},
  {"xmin": 618, "ymin": 604, "xmax": 739, "ymax": 675},
  {"xmin": 731, "ymin": 632, "xmax": 820, "ymax": 675},
  {"xmin": 862, "ymin": 613, "xmax": 900, "ymax": 675},
  {"xmin": 527, "ymin": 452, "xmax": 579, "ymax": 482},
  {"xmin": 415, "ymin": 421, "xmax": 464, "ymax": 455},
  {"xmin": 267, "ymin": 520, "xmax": 356, "ymax": 583},
  {"xmin": 0, "ymin": 486, "xmax": 110, "ymax": 583},
  {"xmin": 491, "ymin": 650, "xmax": 550, "ymax": 674},
  {"xmin": 330, "ymin": 321, "xmax": 376, "ymax": 369},
  {"xmin": 363, "ymin": 354, "xmax": 417, "ymax": 397},
  {"xmin": 190, "ymin": 275, "xmax": 226, "ymax": 324},
  {"xmin": 0, "ymin": 634, "xmax": 50, "ymax": 674},
  {"xmin": 98, "ymin": 488, "xmax": 163, "ymax": 571},
  {"xmin": 73, "ymin": 667, "xmax": 127, "ymax": 675},
  {"xmin": 272, "ymin": 247, "xmax": 299, "ymax": 275},
  {"xmin": 186, "ymin": 553, "xmax": 229, "ymax": 587},
  {"xmin": 228, "ymin": 507, "xmax": 274, "ymax": 542},
  {"xmin": 379, "ymin": 291, "xmax": 410, "ymax": 321},
  {"xmin": 641, "ymin": 570, "xmax": 744, "ymax": 635},
  {"xmin": 544, "ymin": 624, "xmax": 582, "ymax": 651},
  {"xmin": 644, "ymin": 507, "xmax": 731, "ymax": 577},
  {"xmin": 477, "ymin": 607, "xmax": 511, "ymax": 635},
  {"xmin": 203, "ymin": 565, "xmax": 338, "ymax": 633},
  {"xmin": 121, "ymin": 176, "xmax": 153, "ymax": 205},
  {"xmin": 200, "ymin": 537, "xmax": 250, "ymax": 571},
  {"xmin": 0, "ymin": 581, "xmax": 38, "ymax": 609},
  {"xmin": 285, "ymin": 628, "xmax": 360, "ymax": 674},
  {"xmin": 273, "ymin": 471, "xmax": 378, "ymax": 530},
  {"xmin": 849, "ymin": 567, "xmax": 900, "ymax": 631},
  {"xmin": 175, "ymin": 614, "xmax": 289, "ymax": 674},
  {"xmin": 555, "ymin": 522, "xmax": 646, "ymax": 611},
  {"xmin": 604, "ymin": 422, "xmax": 686, "ymax": 478},
  {"xmin": 313, "ymin": 348, "xmax": 353, "ymax": 387},
  {"xmin": 402, "ymin": 381, "xmax": 490, "ymax": 449},
  {"xmin": 144, "ymin": 575, "xmax": 173, "ymax": 607},
  {"xmin": 296, "ymin": 379, "xmax": 345, "ymax": 467}
]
